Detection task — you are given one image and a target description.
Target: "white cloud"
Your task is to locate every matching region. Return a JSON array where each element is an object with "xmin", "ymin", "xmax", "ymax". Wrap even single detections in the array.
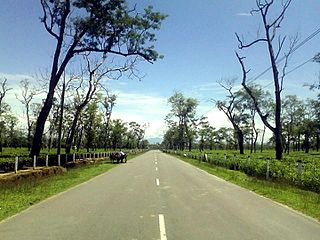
[
  {"xmin": 0, "ymin": 72, "xmax": 33, "ymax": 87},
  {"xmin": 111, "ymin": 91, "xmax": 169, "ymax": 138},
  {"xmin": 236, "ymin": 13, "xmax": 252, "ymax": 17}
]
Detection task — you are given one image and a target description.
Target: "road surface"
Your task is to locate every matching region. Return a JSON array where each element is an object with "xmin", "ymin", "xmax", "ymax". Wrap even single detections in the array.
[{"xmin": 1, "ymin": 150, "xmax": 320, "ymax": 239}]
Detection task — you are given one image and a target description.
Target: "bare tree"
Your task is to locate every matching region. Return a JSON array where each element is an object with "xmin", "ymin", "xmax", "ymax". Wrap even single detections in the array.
[
  {"xmin": 0, "ymin": 78, "xmax": 12, "ymax": 152},
  {"xmin": 235, "ymin": 0, "xmax": 296, "ymax": 160},
  {"xmin": 216, "ymin": 79, "xmax": 248, "ymax": 154},
  {"xmin": 16, "ymin": 79, "xmax": 40, "ymax": 151}
]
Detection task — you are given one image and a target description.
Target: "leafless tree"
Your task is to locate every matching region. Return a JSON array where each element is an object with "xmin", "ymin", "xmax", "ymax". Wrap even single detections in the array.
[
  {"xmin": 216, "ymin": 79, "xmax": 247, "ymax": 154},
  {"xmin": 0, "ymin": 78, "xmax": 12, "ymax": 152},
  {"xmin": 16, "ymin": 79, "xmax": 40, "ymax": 151},
  {"xmin": 235, "ymin": 0, "xmax": 296, "ymax": 160}
]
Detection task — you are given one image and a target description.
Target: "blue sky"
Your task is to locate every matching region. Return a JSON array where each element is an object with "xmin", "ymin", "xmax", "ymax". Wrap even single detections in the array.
[{"xmin": 0, "ymin": 1, "xmax": 319, "ymax": 140}]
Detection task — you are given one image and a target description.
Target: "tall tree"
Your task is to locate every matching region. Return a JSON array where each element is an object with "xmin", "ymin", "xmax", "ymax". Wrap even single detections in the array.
[
  {"xmin": 166, "ymin": 92, "xmax": 198, "ymax": 151},
  {"xmin": 16, "ymin": 79, "xmax": 39, "ymax": 151},
  {"xmin": 101, "ymin": 94, "xmax": 117, "ymax": 150},
  {"xmin": 235, "ymin": 0, "xmax": 295, "ymax": 160},
  {"xmin": 0, "ymin": 78, "xmax": 12, "ymax": 152},
  {"xmin": 110, "ymin": 119, "xmax": 127, "ymax": 150},
  {"xmin": 65, "ymin": 55, "xmax": 109, "ymax": 154},
  {"xmin": 216, "ymin": 80, "xmax": 249, "ymax": 154},
  {"xmin": 282, "ymin": 95, "xmax": 305, "ymax": 154},
  {"xmin": 31, "ymin": 0, "xmax": 166, "ymax": 156}
]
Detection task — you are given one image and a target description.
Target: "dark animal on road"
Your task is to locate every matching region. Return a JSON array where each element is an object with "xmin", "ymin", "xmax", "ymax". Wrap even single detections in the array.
[{"xmin": 110, "ymin": 152, "xmax": 127, "ymax": 164}]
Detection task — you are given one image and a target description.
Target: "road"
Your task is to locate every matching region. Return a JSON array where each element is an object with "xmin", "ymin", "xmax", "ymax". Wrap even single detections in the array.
[{"xmin": 1, "ymin": 150, "xmax": 320, "ymax": 239}]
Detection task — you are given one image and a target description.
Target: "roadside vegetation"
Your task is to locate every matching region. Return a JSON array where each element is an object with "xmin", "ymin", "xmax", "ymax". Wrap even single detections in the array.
[
  {"xmin": 168, "ymin": 151, "xmax": 320, "ymax": 221},
  {"xmin": 0, "ymin": 152, "xmax": 142, "ymax": 222}
]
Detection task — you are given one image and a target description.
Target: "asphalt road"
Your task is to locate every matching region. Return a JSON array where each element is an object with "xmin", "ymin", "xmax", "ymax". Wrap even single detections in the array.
[{"xmin": 1, "ymin": 150, "xmax": 320, "ymax": 239}]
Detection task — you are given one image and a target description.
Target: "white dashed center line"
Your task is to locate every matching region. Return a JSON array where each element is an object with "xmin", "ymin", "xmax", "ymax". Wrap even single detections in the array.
[
  {"xmin": 155, "ymin": 167, "xmax": 158, "ymax": 171},
  {"xmin": 158, "ymin": 214, "xmax": 167, "ymax": 240},
  {"xmin": 156, "ymin": 178, "xmax": 160, "ymax": 186}
]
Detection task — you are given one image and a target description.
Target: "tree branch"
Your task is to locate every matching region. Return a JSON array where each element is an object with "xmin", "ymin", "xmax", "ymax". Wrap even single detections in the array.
[
  {"xmin": 235, "ymin": 52, "xmax": 275, "ymax": 133},
  {"xmin": 235, "ymin": 33, "xmax": 268, "ymax": 49}
]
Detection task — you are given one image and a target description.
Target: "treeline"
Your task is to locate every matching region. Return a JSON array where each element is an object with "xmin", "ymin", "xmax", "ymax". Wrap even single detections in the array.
[
  {"xmin": 163, "ymin": 0, "xmax": 320, "ymax": 160},
  {"xmin": 0, "ymin": 78, "xmax": 148, "ymax": 153},
  {"xmin": 162, "ymin": 89, "xmax": 320, "ymax": 155}
]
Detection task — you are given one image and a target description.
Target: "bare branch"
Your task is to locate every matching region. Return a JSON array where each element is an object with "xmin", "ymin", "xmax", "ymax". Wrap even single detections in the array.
[
  {"xmin": 235, "ymin": 33, "xmax": 268, "ymax": 49},
  {"xmin": 269, "ymin": 0, "xmax": 292, "ymax": 28},
  {"xmin": 40, "ymin": 0, "xmax": 59, "ymax": 40},
  {"xmin": 275, "ymin": 35, "xmax": 286, "ymax": 60},
  {"xmin": 235, "ymin": 52, "xmax": 275, "ymax": 132}
]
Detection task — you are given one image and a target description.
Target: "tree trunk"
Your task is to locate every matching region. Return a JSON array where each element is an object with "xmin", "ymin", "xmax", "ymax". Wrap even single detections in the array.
[
  {"xmin": 236, "ymin": 128, "xmax": 244, "ymax": 154},
  {"xmin": 65, "ymin": 109, "xmax": 81, "ymax": 154},
  {"xmin": 260, "ymin": 126, "xmax": 266, "ymax": 153},
  {"xmin": 30, "ymin": 91, "xmax": 54, "ymax": 156},
  {"xmin": 305, "ymin": 133, "xmax": 310, "ymax": 153},
  {"xmin": 57, "ymin": 79, "xmax": 65, "ymax": 155},
  {"xmin": 188, "ymin": 138, "xmax": 192, "ymax": 151},
  {"xmin": 287, "ymin": 126, "xmax": 290, "ymax": 155}
]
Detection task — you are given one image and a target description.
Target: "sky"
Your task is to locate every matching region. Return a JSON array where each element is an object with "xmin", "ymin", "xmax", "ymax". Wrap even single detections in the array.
[{"xmin": 0, "ymin": 0, "xmax": 319, "ymax": 142}]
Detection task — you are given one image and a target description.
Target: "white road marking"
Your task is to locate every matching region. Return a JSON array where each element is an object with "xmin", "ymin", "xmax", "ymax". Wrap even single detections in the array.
[
  {"xmin": 155, "ymin": 161, "xmax": 158, "ymax": 165},
  {"xmin": 156, "ymin": 167, "xmax": 158, "ymax": 171},
  {"xmin": 156, "ymin": 178, "xmax": 160, "ymax": 186},
  {"xmin": 158, "ymin": 214, "xmax": 167, "ymax": 240}
]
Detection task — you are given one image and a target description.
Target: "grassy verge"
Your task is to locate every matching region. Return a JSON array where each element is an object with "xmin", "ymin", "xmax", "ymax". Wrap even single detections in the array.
[
  {"xmin": 0, "ymin": 153, "xmax": 142, "ymax": 222},
  {"xmin": 172, "ymin": 154, "xmax": 320, "ymax": 221}
]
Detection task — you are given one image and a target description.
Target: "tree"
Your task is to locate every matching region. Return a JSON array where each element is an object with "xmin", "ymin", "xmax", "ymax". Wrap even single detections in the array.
[
  {"xmin": 162, "ymin": 123, "xmax": 179, "ymax": 150},
  {"xmin": 282, "ymin": 95, "xmax": 305, "ymax": 154},
  {"xmin": 216, "ymin": 80, "xmax": 249, "ymax": 154},
  {"xmin": 110, "ymin": 119, "xmax": 127, "ymax": 150},
  {"xmin": 31, "ymin": 0, "xmax": 166, "ymax": 156},
  {"xmin": 65, "ymin": 55, "xmax": 106, "ymax": 153},
  {"xmin": 235, "ymin": 0, "xmax": 295, "ymax": 160},
  {"xmin": 0, "ymin": 78, "xmax": 12, "ymax": 152},
  {"xmin": 82, "ymin": 102, "xmax": 102, "ymax": 152},
  {"xmin": 101, "ymin": 94, "xmax": 117, "ymax": 150},
  {"xmin": 16, "ymin": 79, "xmax": 39, "ymax": 151},
  {"xmin": 166, "ymin": 92, "xmax": 198, "ymax": 151}
]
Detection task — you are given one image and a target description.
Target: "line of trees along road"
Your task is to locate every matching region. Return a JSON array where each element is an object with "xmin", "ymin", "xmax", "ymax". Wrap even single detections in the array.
[
  {"xmin": 0, "ymin": 1, "xmax": 166, "ymax": 154},
  {"xmin": 0, "ymin": 77, "xmax": 149, "ymax": 152},
  {"xmin": 162, "ymin": 87, "xmax": 320, "ymax": 157},
  {"xmin": 162, "ymin": 0, "xmax": 320, "ymax": 160}
]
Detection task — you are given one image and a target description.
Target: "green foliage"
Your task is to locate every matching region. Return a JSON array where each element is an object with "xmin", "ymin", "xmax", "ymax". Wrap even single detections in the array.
[
  {"xmin": 172, "ymin": 153, "xmax": 320, "ymax": 221},
  {"xmin": 167, "ymin": 149, "xmax": 320, "ymax": 193}
]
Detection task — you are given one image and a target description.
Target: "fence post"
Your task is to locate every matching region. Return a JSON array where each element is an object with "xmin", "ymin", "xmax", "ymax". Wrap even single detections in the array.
[
  {"xmin": 266, "ymin": 158, "xmax": 270, "ymax": 180},
  {"xmin": 204, "ymin": 154, "xmax": 208, "ymax": 162},
  {"xmin": 46, "ymin": 155, "xmax": 49, "ymax": 167},
  {"xmin": 73, "ymin": 153, "xmax": 75, "ymax": 163},
  {"xmin": 297, "ymin": 160, "xmax": 302, "ymax": 185},
  {"xmin": 33, "ymin": 155, "xmax": 37, "ymax": 169},
  {"xmin": 233, "ymin": 154, "xmax": 236, "ymax": 170},
  {"xmin": 58, "ymin": 155, "xmax": 61, "ymax": 166},
  {"xmin": 15, "ymin": 156, "xmax": 18, "ymax": 173},
  {"xmin": 216, "ymin": 153, "xmax": 219, "ymax": 163}
]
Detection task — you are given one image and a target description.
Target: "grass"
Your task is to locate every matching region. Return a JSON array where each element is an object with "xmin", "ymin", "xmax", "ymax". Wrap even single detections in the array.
[
  {"xmin": 172, "ymin": 153, "xmax": 320, "ymax": 221},
  {"xmin": 0, "ymin": 153, "xmax": 142, "ymax": 222}
]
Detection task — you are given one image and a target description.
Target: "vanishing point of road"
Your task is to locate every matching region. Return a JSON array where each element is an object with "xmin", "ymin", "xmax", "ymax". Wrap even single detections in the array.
[{"xmin": 1, "ymin": 150, "xmax": 320, "ymax": 240}]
